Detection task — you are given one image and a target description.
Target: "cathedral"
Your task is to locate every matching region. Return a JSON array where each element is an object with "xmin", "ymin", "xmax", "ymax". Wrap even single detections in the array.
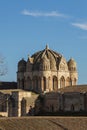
[
  {"xmin": 0, "ymin": 45, "xmax": 87, "ymax": 117},
  {"xmin": 17, "ymin": 45, "xmax": 78, "ymax": 93}
]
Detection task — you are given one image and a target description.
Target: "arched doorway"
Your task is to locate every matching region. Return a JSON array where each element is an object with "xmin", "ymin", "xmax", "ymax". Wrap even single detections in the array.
[
  {"xmin": 21, "ymin": 98, "xmax": 26, "ymax": 116},
  {"xmin": 8, "ymin": 97, "xmax": 16, "ymax": 117}
]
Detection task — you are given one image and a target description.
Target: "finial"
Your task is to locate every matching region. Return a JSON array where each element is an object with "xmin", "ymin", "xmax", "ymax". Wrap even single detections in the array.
[{"xmin": 46, "ymin": 44, "xmax": 49, "ymax": 50}]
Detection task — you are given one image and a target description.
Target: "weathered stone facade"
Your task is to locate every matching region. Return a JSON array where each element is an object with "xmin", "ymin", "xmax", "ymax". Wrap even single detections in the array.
[
  {"xmin": 35, "ymin": 89, "xmax": 87, "ymax": 114},
  {"xmin": 17, "ymin": 45, "xmax": 78, "ymax": 93},
  {"xmin": 0, "ymin": 86, "xmax": 87, "ymax": 117},
  {"xmin": 0, "ymin": 89, "xmax": 38, "ymax": 117},
  {"xmin": 8, "ymin": 90, "xmax": 32, "ymax": 117}
]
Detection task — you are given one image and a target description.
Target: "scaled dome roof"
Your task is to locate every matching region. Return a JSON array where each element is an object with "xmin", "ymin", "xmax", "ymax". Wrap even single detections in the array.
[
  {"xmin": 31, "ymin": 45, "xmax": 62, "ymax": 70},
  {"xmin": 31, "ymin": 45, "xmax": 62, "ymax": 61}
]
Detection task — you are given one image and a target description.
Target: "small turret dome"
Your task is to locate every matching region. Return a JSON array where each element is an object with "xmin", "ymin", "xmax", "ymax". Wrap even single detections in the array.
[
  {"xmin": 18, "ymin": 58, "xmax": 26, "ymax": 66},
  {"xmin": 18, "ymin": 58, "xmax": 26, "ymax": 72},
  {"xmin": 68, "ymin": 58, "xmax": 77, "ymax": 71}
]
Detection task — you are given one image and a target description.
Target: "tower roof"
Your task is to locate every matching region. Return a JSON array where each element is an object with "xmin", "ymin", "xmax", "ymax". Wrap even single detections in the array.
[
  {"xmin": 31, "ymin": 45, "xmax": 62, "ymax": 63},
  {"xmin": 18, "ymin": 58, "xmax": 26, "ymax": 67},
  {"xmin": 68, "ymin": 58, "xmax": 77, "ymax": 68}
]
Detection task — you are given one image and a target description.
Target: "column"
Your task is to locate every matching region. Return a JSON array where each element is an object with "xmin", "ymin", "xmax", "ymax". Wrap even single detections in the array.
[
  {"xmin": 46, "ymin": 78, "xmax": 49, "ymax": 92},
  {"xmin": 41, "ymin": 77, "xmax": 44, "ymax": 92},
  {"xmin": 58, "ymin": 79, "xmax": 60, "ymax": 89}
]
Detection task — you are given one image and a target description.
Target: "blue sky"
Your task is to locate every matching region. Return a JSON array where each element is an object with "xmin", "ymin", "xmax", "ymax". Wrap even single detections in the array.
[{"xmin": 0, "ymin": 0, "xmax": 87, "ymax": 84}]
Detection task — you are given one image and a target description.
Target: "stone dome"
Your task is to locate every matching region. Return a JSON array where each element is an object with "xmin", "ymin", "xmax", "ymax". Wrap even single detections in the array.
[
  {"xmin": 18, "ymin": 58, "xmax": 26, "ymax": 66},
  {"xmin": 18, "ymin": 58, "xmax": 26, "ymax": 72},
  {"xmin": 68, "ymin": 58, "xmax": 77, "ymax": 71},
  {"xmin": 31, "ymin": 45, "xmax": 62, "ymax": 71},
  {"xmin": 17, "ymin": 45, "xmax": 78, "ymax": 92}
]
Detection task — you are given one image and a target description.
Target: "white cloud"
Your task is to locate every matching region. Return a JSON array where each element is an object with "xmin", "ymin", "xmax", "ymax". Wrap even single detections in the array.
[
  {"xmin": 71, "ymin": 23, "xmax": 87, "ymax": 30},
  {"xmin": 21, "ymin": 9, "xmax": 66, "ymax": 18}
]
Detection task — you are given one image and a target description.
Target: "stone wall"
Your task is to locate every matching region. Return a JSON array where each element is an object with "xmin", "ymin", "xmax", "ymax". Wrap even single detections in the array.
[{"xmin": 63, "ymin": 92, "xmax": 84, "ymax": 111}]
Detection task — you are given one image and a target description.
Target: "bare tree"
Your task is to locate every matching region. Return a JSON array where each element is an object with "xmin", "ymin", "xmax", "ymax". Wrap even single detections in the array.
[{"xmin": 0, "ymin": 55, "xmax": 7, "ymax": 76}]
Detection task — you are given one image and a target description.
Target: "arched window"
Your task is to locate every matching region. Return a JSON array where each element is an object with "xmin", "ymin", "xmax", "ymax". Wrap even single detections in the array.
[
  {"xmin": 43, "ymin": 77, "xmax": 46, "ymax": 91},
  {"xmin": 53, "ymin": 76, "xmax": 58, "ymax": 91},
  {"xmin": 48, "ymin": 77, "xmax": 51, "ymax": 90},
  {"xmin": 18, "ymin": 79, "xmax": 20, "ymax": 88},
  {"xmin": 33, "ymin": 76, "xmax": 38, "ymax": 91},
  {"xmin": 27, "ymin": 77, "xmax": 32, "ymax": 90},
  {"xmin": 60, "ymin": 76, "xmax": 65, "ymax": 88},
  {"xmin": 20, "ymin": 79, "xmax": 24, "ymax": 89}
]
